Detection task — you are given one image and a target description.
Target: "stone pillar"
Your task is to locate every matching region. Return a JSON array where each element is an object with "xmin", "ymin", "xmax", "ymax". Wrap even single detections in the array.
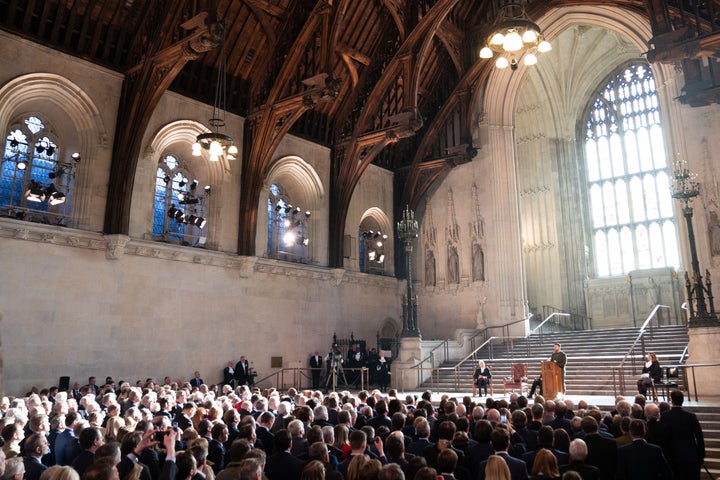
[
  {"xmin": 687, "ymin": 326, "xmax": 720, "ymax": 397},
  {"xmin": 488, "ymin": 125, "xmax": 529, "ymax": 333},
  {"xmin": 393, "ymin": 336, "xmax": 423, "ymax": 390}
]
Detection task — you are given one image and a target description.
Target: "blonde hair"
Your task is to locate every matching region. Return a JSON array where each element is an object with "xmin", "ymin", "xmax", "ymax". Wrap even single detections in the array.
[
  {"xmin": 39, "ymin": 466, "xmax": 80, "ymax": 480},
  {"xmin": 484, "ymin": 455, "xmax": 510, "ymax": 480},
  {"xmin": 105, "ymin": 416, "xmax": 125, "ymax": 440},
  {"xmin": 346, "ymin": 454, "xmax": 369, "ymax": 480}
]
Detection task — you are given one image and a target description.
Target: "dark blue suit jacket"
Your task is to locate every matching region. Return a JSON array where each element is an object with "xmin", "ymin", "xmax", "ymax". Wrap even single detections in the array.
[
  {"xmin": 265, "ymin": 451, "xmax": 305, "ymax": 480},
  {"xmin": 23, "ymin": 456, "xmax": 48, "ymax": 480},
  {"xmin": 616, "ymin": 439, "xmax": 672, "ymax": 479}
]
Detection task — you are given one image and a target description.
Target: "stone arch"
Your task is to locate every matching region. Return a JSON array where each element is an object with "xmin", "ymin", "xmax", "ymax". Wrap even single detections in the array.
[
  {"xmin": 0, "ymin": 73, "xmax": 108, "ymax": 230},
  {"xmin": 261, "ymin": 155, "xmax": 325, "ymax": 260},
  {"xmin": 482, "ymin": 5, "xmax": 657, "ymax": 126},
  {"xmin": 359, "ymin": 207, "xmax": 394, "ymax": 275},
  {"xmin": 130, "ymin": 119, "xmax": 226, "ymax": 243}
]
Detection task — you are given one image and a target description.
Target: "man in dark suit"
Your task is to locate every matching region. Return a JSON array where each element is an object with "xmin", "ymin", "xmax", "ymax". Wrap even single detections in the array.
[
  {"xmin": 644, "ymin": 402, "xmax": 670, "ymax": 458},
  {"xmin": 661, "ymin": 389, "xmax": 705, "ymax": 479},
  {"xmin": 23, "ymin": 434, "xmax": 49, "ymax": 480},
  {"xmin": 70, "ymin": 427, "xmax": 104, "ymax": 476},
  {"xmin": 478, "ymin": 427, "xmax": 529, "ymax": 480},
  {"xmin": 616, "ymin": 419, "xmax": 672, "ymax": 479},
  {"xmin": 580, "ymin": 416, "xmax": 617, "ymax": 480},
  {"xmin": 256, "ymin": 412, "xmax": 276, "ymax": 456},
  {"xmin": 338, "ymin": 430, "xmax": 386, "ymax": 477},
  {"xmin": 189, "ymin": 371, "xmax": 203, "ymax": 388},
  {"xmin": 559, "ymin": 439, "xmax": 600, "ymax": 480},
  {"xmin": 407, "ymin": 418, "xmax": 434, "ymax": 457},
  {"xmin": 310, "ymin": 352, "xmax": 323, "ymax": 389},
  {"xmin": 207, "ymin": 423, "xmax": 228, "ymax": 474},
  {"xmin": 222, "ymin": 361, "xmax": 235, "ymax": 387},
  {"xmin": 234, "ymin": 356, "xmax": 250, "ymax": 386},
  {"xmin": 521, "ymin": 426, "xmax": 567, "ymax": 471},
  {"xmin": 264, "ymin": 430, "xmax": 306, "ymax": 480},
  {"xmin": 174, "ymin": 403, "xmax": 195, "ymax": 431}
]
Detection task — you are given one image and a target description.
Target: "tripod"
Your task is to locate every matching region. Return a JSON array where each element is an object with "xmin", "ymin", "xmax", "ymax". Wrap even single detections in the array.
[{"xmin": 324, "ymin": 353, "xmax": 348, "ymax": 392}]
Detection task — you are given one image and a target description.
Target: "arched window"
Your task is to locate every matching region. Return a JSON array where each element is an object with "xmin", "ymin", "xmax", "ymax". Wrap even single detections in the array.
[
  {"xmin": 584, "ymin": 63, "xmax": 680, "ymax": 277},
  {"xmin": 1, "ymin": 115, "xmax": 77, "ymax": 224},
  {"xmin": 152, "ymin": 153, "xmax": 208, "ymax": 247},
  {"xmin": 267, "ymin": 183, "xmax": 310, "ymax": 262}
]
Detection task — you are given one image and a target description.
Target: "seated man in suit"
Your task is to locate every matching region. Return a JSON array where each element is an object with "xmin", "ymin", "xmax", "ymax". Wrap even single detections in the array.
[
  {"xmin": 616, "ymin": 419, "xmax": 672, "ymax": 479},
  {"xmin": 189, "ymin": 372, "xmax": 203, "ymax": 389}
]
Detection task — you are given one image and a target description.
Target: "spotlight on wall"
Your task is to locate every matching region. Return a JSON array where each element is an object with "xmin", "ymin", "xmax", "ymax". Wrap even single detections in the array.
[
  {"xmin": 71, "ymin": 152, "xmax": 81, "ymax": 162},
  {"xmin": 48, "ymin": 167, "xmax": 66, "ymax": 179},
  {"xmin": 204, "ymin": 185, "xmax": 212, "ymax": 195}
]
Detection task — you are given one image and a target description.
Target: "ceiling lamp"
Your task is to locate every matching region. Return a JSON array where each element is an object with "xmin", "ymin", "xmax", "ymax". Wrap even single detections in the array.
[
  {"xmin": 479, "ymin": 2, "xmax": 551, "ymax": 71},
  {"xmin": 192, "ymin": 23, "xmax": 238, "ymax": 162}
]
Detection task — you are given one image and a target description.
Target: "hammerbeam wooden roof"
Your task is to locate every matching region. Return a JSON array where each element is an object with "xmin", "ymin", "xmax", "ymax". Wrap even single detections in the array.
[{"xmin": 1, "ymin": 0, "xmax": 718, "ymax": 266}]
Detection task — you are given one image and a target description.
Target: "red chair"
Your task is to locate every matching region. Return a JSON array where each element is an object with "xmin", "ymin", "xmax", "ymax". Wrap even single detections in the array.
[{"xmin": 503, "ymin": 363, "xmax": 528, "ymax": 395}]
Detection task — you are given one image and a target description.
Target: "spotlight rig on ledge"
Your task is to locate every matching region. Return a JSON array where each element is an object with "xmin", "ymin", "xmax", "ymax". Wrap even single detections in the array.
[
  {"xmin": 361, "ymin": 230, "xmax": 388, "ymax": 266},
  {"xmin": 166, "ymin": 178, "xmax": 211, "ymax": 229},
  {"xmin": 275, "ymin": 201, "xmax": 311, "ymax": 247},
  {"xmin": 4, "ymin": 130, "xmax": 81, "ymax": 214}
]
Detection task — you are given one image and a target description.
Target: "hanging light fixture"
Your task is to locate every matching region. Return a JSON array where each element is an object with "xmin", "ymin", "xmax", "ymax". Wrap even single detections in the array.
[
  {"xmin": 192, "ymin": 23, "xmax": 238, "ymax": 162},
  {"xmin": 479, "ymin": 2, "xmax": 552, "ymax": 71}
]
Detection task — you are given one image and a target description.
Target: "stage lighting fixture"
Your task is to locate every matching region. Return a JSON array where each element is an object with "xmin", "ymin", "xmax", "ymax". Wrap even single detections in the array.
[
  {"xmin": 194, "ymin": 216, "xmax": 207, "ymax": 228},
  {"xmin": 17, "ymin": 159, "xmax": 28, "ymax": 170},
  {"xmin": 204, "ymin": 185, "xmax": 211, "ymax": 195},
  {"xmin": 178, "ymin": 177, "xmax": 188, "ymax": 188},
  {"xmin": 190, "ymin": 179, "xmax": 198, "ymax": 190},
  {"xmin": 71, "ymin": 152, "xmax": 81, "ymax": 162},
  {"xmin": 25, "ymin": 180, "xmax": 46, "ymax": 202},
  {"xmin": 48, "ymin": 167, "xmax": 66, "ymax": 179}
]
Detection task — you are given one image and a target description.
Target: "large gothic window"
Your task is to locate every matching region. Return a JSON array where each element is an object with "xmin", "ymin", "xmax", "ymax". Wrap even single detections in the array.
[
  {"xmin": 584, "ymin": 63, "xmax": 680, "ymax": 277},
  {"xmin": 1, "ymin": 115, "xmax": 77, "ymax": 224},
  {"xmin": 152, "ymin": 154, "xmax": 208, "ymax": 247},
  {"xmin": 267, "ymin": 183, "xmax": 310, "ymax": 262}
]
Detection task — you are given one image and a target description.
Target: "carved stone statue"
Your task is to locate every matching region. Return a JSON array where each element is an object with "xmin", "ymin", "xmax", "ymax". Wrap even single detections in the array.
[
  {"xmin": 425, "ymin": 250, "xmax": 436, "ymax": 286},
  {"xmin": 472, "ymin": 243, "xmax": 485, "ymax": 282},
  {"xmin": 448, "ymin": 245, "xmax": 459, "ymax": 284},
  {"xmin": 710, "ymin": 211, "xmax": 720, "ymax": 257}
]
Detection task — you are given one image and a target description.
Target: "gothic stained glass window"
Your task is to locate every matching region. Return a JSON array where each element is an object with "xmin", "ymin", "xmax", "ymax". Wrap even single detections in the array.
[{"xmin": 584, "ymin": 64, "xmax": 679, "ymax": 277}]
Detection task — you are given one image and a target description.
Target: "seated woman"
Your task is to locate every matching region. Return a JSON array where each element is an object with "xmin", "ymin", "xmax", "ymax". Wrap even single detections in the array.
[
  {"xmin": 473, "ymin": 360, "xmax": 492, "ymax": 396},
  {"xmin": 637, "ymin": 352, "xmax": 661, "ymax": 396}
]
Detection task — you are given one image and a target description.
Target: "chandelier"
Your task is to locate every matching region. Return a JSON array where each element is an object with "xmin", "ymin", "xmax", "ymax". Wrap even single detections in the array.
[
  {"xmin": 479, "ymin": 2, "xmax": 552, "ymax": 70},
  {"xmin": 192, "ymin": 23, "xmax": 238, "ymax": 162}
]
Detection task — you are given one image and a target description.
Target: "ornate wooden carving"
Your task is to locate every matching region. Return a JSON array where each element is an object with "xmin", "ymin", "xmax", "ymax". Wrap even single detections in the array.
[{"xmin": 104, "ymin": 7, "xmax": 221, "ymax": 234}]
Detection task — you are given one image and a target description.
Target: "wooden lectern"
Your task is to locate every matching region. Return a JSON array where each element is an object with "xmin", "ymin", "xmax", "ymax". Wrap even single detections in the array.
[{"xmin": 541, "ymin": 361, "xmax": 563, "ymax": 399}]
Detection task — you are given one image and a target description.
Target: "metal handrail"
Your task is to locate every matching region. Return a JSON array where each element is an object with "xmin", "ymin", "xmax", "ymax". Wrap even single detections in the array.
[
  {"xmin": 416, "ymin": 339, "xmax": 450, "ymax": 370},
  {"xmin": 612, "ymin": 304, "xmax": 672, "ymax": 395},
  {"xmin": 253, "ymin": 367, "xmax": 369, "ymax": 391},
  {"xmin": 530, "ymin": 312, "xmax": 571, "ymax": 335}
]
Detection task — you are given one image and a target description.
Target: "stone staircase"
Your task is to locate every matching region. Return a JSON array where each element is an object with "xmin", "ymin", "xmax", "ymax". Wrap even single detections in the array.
[
  {"xmin": 420, "ymin": 325, "xmax": 689, "ymax": 397},
  {"xmin": 418, "ymin": 325, "xmax": 720, "ymax": 479}
]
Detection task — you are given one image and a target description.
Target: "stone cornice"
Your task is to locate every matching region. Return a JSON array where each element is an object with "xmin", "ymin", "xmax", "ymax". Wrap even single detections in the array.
[{"xmin": 0, "ymin": 218, "xmax": 398, "ymax": 288}]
